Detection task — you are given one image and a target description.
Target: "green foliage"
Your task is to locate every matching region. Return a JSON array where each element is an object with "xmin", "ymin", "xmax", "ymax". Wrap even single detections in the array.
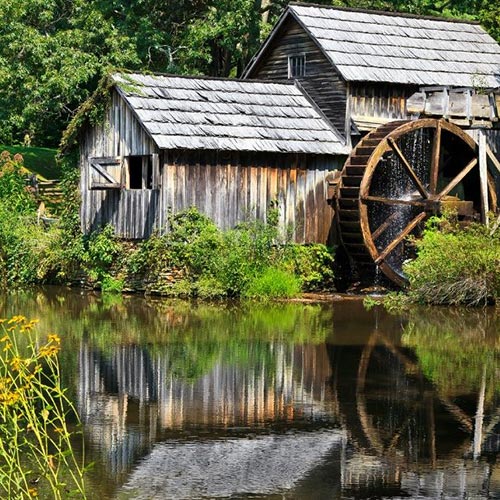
[
  {"xmin": 60, "ymin": 74, "xmax": 116, "ymax": 153},
  {"xmin": 178, "ymin": 0, "xmax": 264, "ymax": 76},
  {"xmin": 0, "ymin": 149, "xmax": 121, "ymax": 289},
  {"xmin": 362, "ymin": 295, "xmax": 382, "ymax": 310},
  {"xmin": 100, "ymin": 276, "xmax": 124, "ymax": 294},
  {"xmin": 0, "ymin": 0, "xmax": 497, "ymax": 147},
  {"xmin": 243, "ymin": 267, "xmax": 301, "ymax": 299},
  {"xmin": 125, "ymin": 207, "xmax": 334, "ymax": 298},
  {"xmin": 0, "ymin": 207, "xmax": 64, "ymax": 286},
  {"xmin": 81, "ymin": 225, "xmax": 125, "ymax": 289},
  {"xmin": 0, "ymin": 0, "xmax": 140, "ymax": 147},
  {"xmin": 404, "ymin": 215, "xmax": 500, "ymax": 306},
  {"xmin": 166, "ymin": 207, "xmax": 223, "ymax": 273},
  {"xmin": 125, "ymin": 231, "xmax": 170, "ymax": 277},
  {"xmin": 0, "ymin": 152, "xmax": 69, "ymax": 286},
  {"xmin": 285, "ymin": 244, "xmax": 335, "ymax": 291},
  {"xmin": 0, "ymin": 316, "xmax": 87, "ymax": 499}
]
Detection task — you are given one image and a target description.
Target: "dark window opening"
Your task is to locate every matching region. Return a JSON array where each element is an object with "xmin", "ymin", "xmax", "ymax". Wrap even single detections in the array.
[
  {"xmin": 128, "ymin": 156, "xmax": 143, "ymax": 189},
  {"xmin": 127, "ymin": 155, "xmax": 153, "ymax": 189},
  {"xmin": 288, "ymin": 54, "xmax": 306, "ymax": 78}
]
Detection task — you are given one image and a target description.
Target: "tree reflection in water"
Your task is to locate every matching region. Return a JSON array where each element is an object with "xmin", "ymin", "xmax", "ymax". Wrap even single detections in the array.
[{"xmin": 0, "ymin": 288, "xmax": 499, "ymax": 499}]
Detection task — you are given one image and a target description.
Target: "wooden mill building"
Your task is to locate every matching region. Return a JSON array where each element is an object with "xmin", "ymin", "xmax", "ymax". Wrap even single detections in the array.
[{"xmin": 78, "ymin": 2, "xmax": 500, "ymax": 242}]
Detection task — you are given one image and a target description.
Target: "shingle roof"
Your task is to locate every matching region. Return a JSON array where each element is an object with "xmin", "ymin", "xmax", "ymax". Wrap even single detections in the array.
[
  {"xmin": 113, "ymin": 73, "xmax": 349, "ymax": 155},
  {"xmin": 288, "ymin": 3, "xmax": 500, "ymax": 88}
]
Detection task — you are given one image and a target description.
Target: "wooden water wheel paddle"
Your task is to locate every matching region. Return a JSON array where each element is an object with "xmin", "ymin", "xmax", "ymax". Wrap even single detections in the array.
[{"xmin": 337, "ymin": 118, "xmax": 497, "ymax": 286}]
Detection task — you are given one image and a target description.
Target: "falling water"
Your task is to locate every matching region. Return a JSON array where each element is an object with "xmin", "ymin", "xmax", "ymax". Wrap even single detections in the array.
[{"xmin": 368, "ymin": 128, "xmax": 432, "ymax": 278}]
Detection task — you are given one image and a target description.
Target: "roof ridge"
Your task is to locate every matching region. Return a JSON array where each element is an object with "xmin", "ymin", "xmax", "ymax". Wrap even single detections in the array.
[
  {"xmin": 114, "ymin": 71, "xmax": 295, "ymax": 87},
  {"xmin": 288, "ymin": 2, "xmax": 481, "ymax": 25}
]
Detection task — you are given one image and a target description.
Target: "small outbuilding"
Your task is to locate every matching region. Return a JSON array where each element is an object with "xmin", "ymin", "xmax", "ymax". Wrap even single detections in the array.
[{"xmin": 80, "ymin": 73, "xmax": 348, "ymax": 240}]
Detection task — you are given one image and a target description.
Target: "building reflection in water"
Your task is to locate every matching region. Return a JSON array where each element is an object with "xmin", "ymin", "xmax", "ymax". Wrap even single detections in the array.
[{"xmin": 73, "ymin": 302, "xmax": 500, "ymax": 499}]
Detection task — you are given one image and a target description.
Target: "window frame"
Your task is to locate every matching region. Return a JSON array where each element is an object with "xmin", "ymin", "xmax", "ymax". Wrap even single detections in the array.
[
  {"xmin": 288, "ymin": 54, "xmax": 306, "ymax": 79},
  {"xmin": 123, "ymin": 153, "xmax": 159, "ymax": 190}
]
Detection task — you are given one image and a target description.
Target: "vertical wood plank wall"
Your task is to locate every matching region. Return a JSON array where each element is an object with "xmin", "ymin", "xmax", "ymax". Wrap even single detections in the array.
[
  {"xmin": 349, "ymin": 83, "xmax": 418, "ymax": 124},
  {"xmin": 160, "ymin": 151, "xmax": 343, "ymax": 244},
  {"xmin": 80, "ymin": 90, "xmax": 159, "ymax": 238},
  {"xmin": 248, "ymin": 17, "xmax": 349, "ymax": 137}
]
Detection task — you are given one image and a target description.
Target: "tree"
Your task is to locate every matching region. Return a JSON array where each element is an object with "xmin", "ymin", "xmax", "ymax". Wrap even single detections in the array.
[
  {"xmin": 0, "ymin": 0, "xmax": 139, "ymax": 147},
  {"xmin": 0, "ymin": 0, "xmax": 497, "ymax": 147}
]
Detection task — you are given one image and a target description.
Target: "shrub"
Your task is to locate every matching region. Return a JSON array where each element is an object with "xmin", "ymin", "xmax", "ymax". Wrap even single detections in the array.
[
  {"xmin": 0, "ymin": 316, "xmax": 87, "ymax": 499},
  {"xmin": 0, "ymin": 202, "xmax": 67, "ymax": 286},
  {"xmin": 122, "ymin": 207, "xmax": 336, "ymax": 298},
  {"xmin": 101, "ymin": 275, "xmax": 124, "ymax": 293},
  {"xmin": 0, "ymin": 151, "xmax": 35, "ymax": 214},
  {"xmin": 285, "ymin": 243, "xmax": 335, "ymax": 291},
  {"xmin": 404, "ymin": 215, "xmax": 500, "ymax": 306},
  {"xmin": 165, "ymin": 207, "xmax": 222, "ymax": 274},
  {"xmin": 81, "ymin": 224, "xmax": 125, "ymax": 288}
]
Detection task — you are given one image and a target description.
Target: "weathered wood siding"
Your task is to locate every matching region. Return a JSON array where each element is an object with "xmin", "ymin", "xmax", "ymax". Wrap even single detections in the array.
[
  {"xmin": 159, "ymin": 151, "xmax": 344, "ymax": 244},
  {"xmin": 80, "ymin": 89, "xmax": 159, "ymax": 238},
  {"xmin": 349, "ymin": 83, "xmax": 418, "ymax": 130},
  {"xmin": 247, "ymin": 17, "xmax": 348, "ymax": 137}
]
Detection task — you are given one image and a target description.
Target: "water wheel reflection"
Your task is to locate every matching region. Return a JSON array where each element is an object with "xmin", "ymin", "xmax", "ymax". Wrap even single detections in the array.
[{"xmin": 329, "ymin": 306, "xmax": 500, "ymax": 497}]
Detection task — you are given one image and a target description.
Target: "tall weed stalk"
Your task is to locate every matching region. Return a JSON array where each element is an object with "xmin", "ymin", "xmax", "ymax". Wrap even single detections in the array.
[{"xmin": 0, "ymin": 316, "xmax": 87, "ymax": 499}]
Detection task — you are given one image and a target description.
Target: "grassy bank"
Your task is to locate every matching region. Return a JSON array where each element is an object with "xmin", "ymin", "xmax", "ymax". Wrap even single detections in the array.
[{"xmin": 0, "ymin": 145, "xmax": 58, "ymax": 180}]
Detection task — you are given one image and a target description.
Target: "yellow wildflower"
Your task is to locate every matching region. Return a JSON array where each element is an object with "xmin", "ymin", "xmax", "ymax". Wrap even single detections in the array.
[
  {"xmin": 3, "ymin": 342, "xmax": 12, "ymax": 352},
  {"xmin": 10, "ymin": 357, "xmax": 22, "ymax": 372},
  {"xmin": 28, "ymin": 487, "xmax": 38, "ymax": 497},
  {"xmin": 0, "ymin": 335, "xmax": 8, "ymax": 342},
  {"xmin": 7, "ymin": 315, "xmax": 26, "ymax": 325},
  {"xmin": 20, "ymin": 319, "xmax": 39, "ymax": 332},
  {"xmin": 47, "ymin": 333, "xmax": 60, "ymax": 344},
  {"xmin": 0, "ymin": 390, "xmax": 19, "ymax": 405},
  {"xmin": 39, "ymin": 345, "xmax": 60, "ymax": 357}
]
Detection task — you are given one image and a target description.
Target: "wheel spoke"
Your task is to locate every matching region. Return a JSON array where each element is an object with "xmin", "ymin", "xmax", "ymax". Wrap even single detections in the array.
[
  {"xmin": 388, "ymin": 137, "xmax": 429, "ymax": 199},
  {"xmin": 437, "ymin": 157, "xmax": 477, "ymax": 198},
  {"xmin": 372, "ymin": 212, "xmax": 400, "ymax": 241},
  {"xmin": 375, "ymin": 212, "xmax": 427, "ymax": 265},
  {"xmin": 430, "ymin": 121, "xmax": 442, "ymax": 194},
  {"xmin": 363, "ymin": 195, "xmax": 425, "ymax": 207}
]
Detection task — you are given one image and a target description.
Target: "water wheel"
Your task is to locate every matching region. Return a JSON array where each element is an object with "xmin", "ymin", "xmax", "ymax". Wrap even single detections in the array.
[{"xmin": 337, "ymin": 118, "xmax": 498, "ymax": 286}]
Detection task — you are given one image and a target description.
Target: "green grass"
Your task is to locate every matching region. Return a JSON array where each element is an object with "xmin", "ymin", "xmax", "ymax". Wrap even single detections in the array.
[{"xmin": 0, "ymin": 145, "xmax": 59, "ymax": 180}]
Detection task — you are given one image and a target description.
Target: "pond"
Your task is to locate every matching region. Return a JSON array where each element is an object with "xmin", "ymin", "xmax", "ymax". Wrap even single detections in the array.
[{"xmin": 1, "ymin": 288, "xmax": 499, "ymax": 499}]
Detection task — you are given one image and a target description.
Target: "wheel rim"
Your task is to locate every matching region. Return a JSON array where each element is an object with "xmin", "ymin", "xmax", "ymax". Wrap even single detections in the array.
[{"xmin": 338, "ymin": 119, "xmax": 497, "ymax": 286}]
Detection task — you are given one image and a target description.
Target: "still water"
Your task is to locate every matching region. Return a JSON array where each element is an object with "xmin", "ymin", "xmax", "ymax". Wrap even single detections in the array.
[{"xmin": 1, "ymin": 288, "xmax": 499, "ymax": 499}]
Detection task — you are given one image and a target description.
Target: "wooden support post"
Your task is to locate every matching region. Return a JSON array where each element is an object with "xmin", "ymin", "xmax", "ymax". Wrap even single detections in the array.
[
  {"xmin": 486, "ymin": 145, "xmax": 500, "ymax": 174},
  {"xmin": 478, "ymin": 131, "xmax": 489, "ymax": 226}
]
